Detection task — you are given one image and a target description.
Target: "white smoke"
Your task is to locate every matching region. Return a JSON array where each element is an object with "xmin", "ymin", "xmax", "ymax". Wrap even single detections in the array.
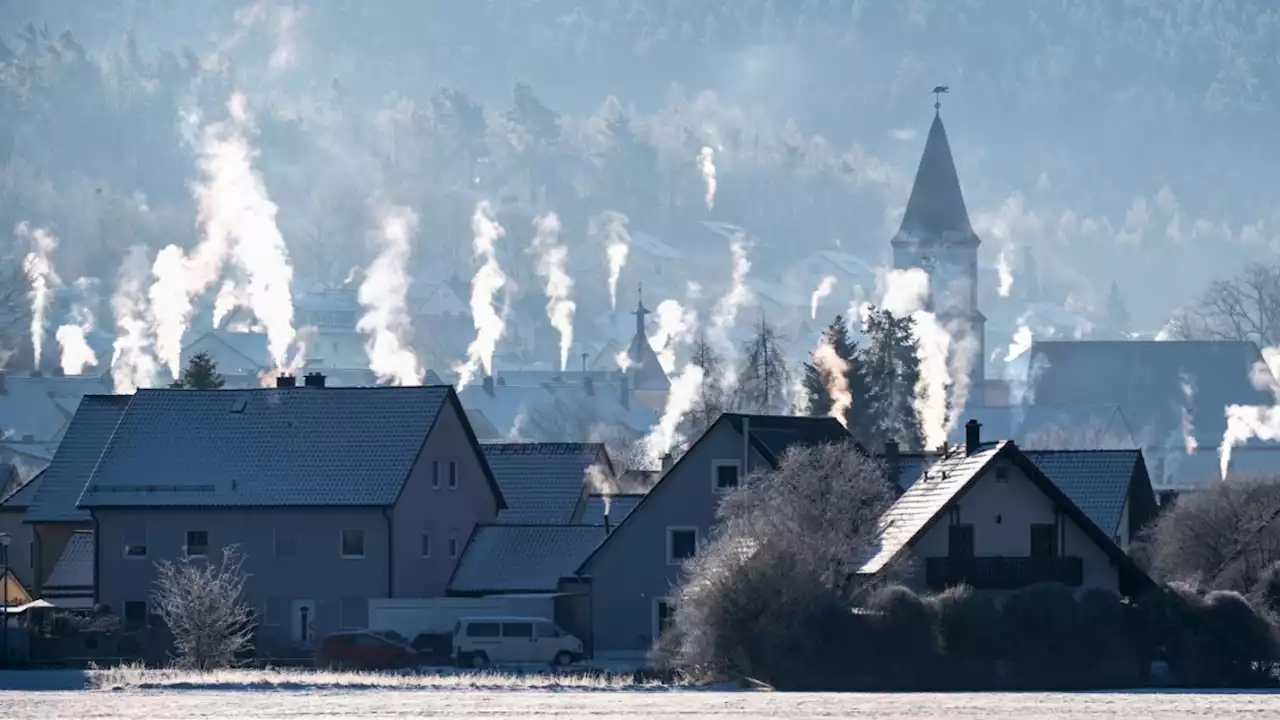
[
  {"xmin": 643, "ymin": 363, "xmax": 706, "ymax": 466},
  {"xmin": 649, "ymin": 299, "xmax": 698, "ymax": 374},
  {"xmin": 212, "ymin": 280, "xmax": 241, "ymax": 328},
  {"xmin": 18, "ymin": 223, "xmax": 59, "ymax": 369},
  {"xmin": 1180, "ymin": 373, "xmax": 1198, "ymax": 454},
  {"xmin": 877, "ymin": 267, "xmax": 930, "ymax": 318},
  {"xmin": 455, "ymin": 201, "xmax": 508, "ymax": 389},
  {"xmin": 811, "ymin": 336, "xmax": 851, "ymax": 428},
  {"xmin": 1220, "ymin": 348, "xmax": 1280, "ymax": 479},
  {"xmin": 877, "ymin": 268, "xmax": 952, "ymax": 449},
  {"xmin": 531, "ymin": 213, "xmax": 576, "ymax": 371},
  {"xmin": 111, "ymin": 246, "xmax": 158, "ymax": 394},
  {"xmin": 810, "ymin": 275, "xmax": 837, "ymax": 320},
  {"xmin": 55, "ymin": 278, "xmax": 100, "ymax": 376},
  {"xmin": 615, "ymin": 351, "xmax": 634, "ymax": 373},
  {"xmin": 996, "ymin": 249, "xmax": 1014, "ymax": 297},
  {"xmin": 944, "ymin": 320, "xmax": 979, "ymax": 434},
  {"xmin": 357, "ymin": 206, "xmax": 423, "ymax": 386},
  {"xmin": 709, "ymin": 237, "xmax": 753, "ymax": 381},
  {"xmin": 584, "ymin": 463, "xmax": 619, "ymax": 517},
  {"xmin": 148, "ymin": 244, "xmax": 191, "ymax": 377},
  {"xmin": 597, "ymin": 211, "xmax": 631, "ymax": 311},
  {"xmin": 697, "ymin": 146, "xmax": 717, "ymax": 210}
]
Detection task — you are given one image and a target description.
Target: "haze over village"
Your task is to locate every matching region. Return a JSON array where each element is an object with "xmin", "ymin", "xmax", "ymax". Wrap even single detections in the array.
[{"xmin": 2, "ymin": 0, "xmax": 1280, "ymax": 702}]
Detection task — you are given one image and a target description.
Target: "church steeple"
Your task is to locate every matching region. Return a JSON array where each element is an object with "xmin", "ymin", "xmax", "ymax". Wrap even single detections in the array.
[
  {"xmin": 632, "ymin": 286, "xmax": 649, "ymax": 338},
  {"xmin": 894, "ymin": 111, "xmax": 977, "ymax": 245},
  {"xmin": 624, "ymin": 285, "xmax": 670, "ymax": 391}
]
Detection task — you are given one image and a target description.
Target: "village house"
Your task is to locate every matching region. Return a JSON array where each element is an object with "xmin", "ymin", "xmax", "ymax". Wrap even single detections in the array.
[{"xmin": 76, "ymin": 376, "xmax": 505, "ymax": 648}]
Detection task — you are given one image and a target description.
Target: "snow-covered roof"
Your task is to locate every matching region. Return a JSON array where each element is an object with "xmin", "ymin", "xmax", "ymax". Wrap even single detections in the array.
[
  {"xmin": 44, "ymin": 530, "xmax": 94, "ymax": 592},
  {"xmin": 628, "ymin": 230, "xmax": 683, "ymax": 260},
  {"xmin": 483, "ymin": 442, "xmax": 611, "ymax": 525},
  {"xmin": 449, "ymin": 524, "xmax": 605, "ymax": 594}
]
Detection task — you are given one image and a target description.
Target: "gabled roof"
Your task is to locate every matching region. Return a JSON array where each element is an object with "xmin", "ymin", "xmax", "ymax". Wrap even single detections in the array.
[
  {"xmin": 184, "ymin": 330, "xmax": 271, "ymax": 372},
  {"xmin": 458, "ymin": 380, "xmax": 658, "ymax": 439},
  {"xmin": 722, "ymin": 414, "xmax": 852, "ymax": 467},
  {"xmin": 448, "ymin": 524, "xmax": 606, "ymax": 594},
  {"xmin": 78, "ymin": 386, "xmax": 505, "ymax": 509},
  {"xmin": 580, "ymin": 493, "xmax": 643, "ymax": 525},
  {"xmin": 0, "ymin": 372, "xmax": 100, "ymax": 443},
  {"xmin": 43, "ymin": 530, "xmax": 93, "ymax": 593},
  {"xmin": 483, "ymin": 442, "xmax": 613, "ymax": 524},
  {"xmin": 892, "ymin": 112, "xmax": 977, "ymax": 245},
  {"xmin": 1028, "ymin": 340, "xmax": 1272, "ymax": 447},
  {"xmin": 861, "ymin": 442, "xmax": 1154, "ymax": 594},
  {"xmin": 1160, "ymin": 443, "xmax": 1280, "ymax": 491},
  {"xmin": 25, "ymin": 395, "xmax": 130, "ymax": 522},
  {"xmin": 0, "ymin": 465, "xmax": 38, "ymax": 509}
]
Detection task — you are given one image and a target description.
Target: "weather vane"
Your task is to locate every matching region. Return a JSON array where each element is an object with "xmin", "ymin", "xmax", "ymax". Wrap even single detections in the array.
[{"xmin": 932, "ymin": 85, "xmax": 949, "ymax": 112}]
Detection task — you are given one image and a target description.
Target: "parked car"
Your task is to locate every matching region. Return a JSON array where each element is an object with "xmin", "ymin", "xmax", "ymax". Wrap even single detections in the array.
[
  {"xmin": 315, "ymin": 630, "xmax": 420, "ymax": 670},
  {"xmin": 452, "ymin": 616, "xmax": 584, "ymax": 669}
]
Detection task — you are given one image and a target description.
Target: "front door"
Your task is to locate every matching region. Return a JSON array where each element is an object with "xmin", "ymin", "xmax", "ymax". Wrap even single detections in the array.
[{"xmin": 291, "ymin": 599, "xmax": 317, "ymax": 645}]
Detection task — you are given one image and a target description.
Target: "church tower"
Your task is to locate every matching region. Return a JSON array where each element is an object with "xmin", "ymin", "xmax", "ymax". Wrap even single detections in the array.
[
  {"xmin": 891, "ymin": 101, "xmax": 986, "ymax": 406},
  {"xmin": 623, "ymin": 288, "xmax": 671, "ymax": 411}
]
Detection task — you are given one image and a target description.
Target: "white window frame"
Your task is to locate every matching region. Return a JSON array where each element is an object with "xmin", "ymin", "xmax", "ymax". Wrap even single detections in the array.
[
  {"xmin": 421, "ymin": 532, "xmax": 431, "ymax": 559},
  {"xmin": 123, "ymin": 529, "xmax": 148, "ymax": 560},
  {"xmin": 711, "ymin": 459, "xmax": 742, "ymax": 493},
  {"xmin": 340, "ymin": 529, "xmax": 366, "ymax": 560},
  {"xmin": 652, "ymin": 596, "xmax": 673, "ymax": 642},
  {"xmin": 666, "ymin": 526, "xmax": 698, "ymax": 565},
  {"xmin": 184, "ymin": 529, "xmax": 209, "ymax": 558}
]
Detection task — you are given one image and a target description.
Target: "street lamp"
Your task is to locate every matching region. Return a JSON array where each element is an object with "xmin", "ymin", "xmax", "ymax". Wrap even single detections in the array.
[{"xmin": 0, "ymin": 532, "xmax": 10, "ymax": 667}]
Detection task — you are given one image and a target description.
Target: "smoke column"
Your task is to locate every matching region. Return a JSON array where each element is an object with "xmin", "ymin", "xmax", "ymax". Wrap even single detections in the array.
[
  {"xmin": 878, "ymin": 268, "xmax": 953, "ymax": 450},
  {"xmin": 455, "ymin": 201, "xmax": 508, "ymax": 389},
  {"xmin": 212, "ymin": 280, "xmax": 241, "ymax": 328},
  {"xmin": 1180, "ymin": 373, "xmax": 1198, "ymax": 454},
  {"xmin": 357, "ymin": 206, "xmax": 423, "ymax": 386},
  {"xmin": 812, "ymin": 336, "xmax": 851, "ymax": 428},
  {"xmin": 597, "ymin": 211, "xmax": 630, "ymax": 311},
  {"xmin": 18, "ymin": 223, "xmax": 59, "ymax": 369},
  {"xmin": 615, "ymin": 351, "xmax": 634, "ymax": 373},
  {"xmin": 697, "ymin": 146, "xmax": 717, "ymax": 210},
  {"xmin": 709, "ymin": 237, "xmax": 753, "ymax": 383},
  {"xmin": 1219, "ymin": 349, "xmax": 1280, "ymax": 478},
  {"xmin": 148, "ymin": 244, "xmax": 190, "ymax": 377},
  {"xmin": 643, "ymin": 363, "xmax": 706, "ymax": 466},
  {"xmin": 531, "ymin": 213, "xmax": 576, "ymax": 371},
  {"xmin": 996, "ymin": 250, "xmax": 1014, "ymax": 297},
  {"xmin": 810, "ymin": 276, "xmax": 837, "ymax": 320},
  {"xmin": 55, "ymin": 278, "xmax": 100, "ymax": 375},
  {"xmin": 649, "ymin": 299, "xmax": 697, "ymax": 374},
  {"xmin": 944, "ymin": 320, "xmax": 979, "ymax": 435},
  {"xmin": 111, "ymin": 246, "xmax": 158, "ymax": 394}
]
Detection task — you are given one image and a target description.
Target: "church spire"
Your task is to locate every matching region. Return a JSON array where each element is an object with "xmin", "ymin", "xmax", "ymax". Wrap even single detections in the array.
[
  {"xmin": 895, "ymin": 105, "xmax": 976, "ymax": 244},
  {"xmin": 632, "ymin": 285, "xmax": 649, "ymax": 338}
]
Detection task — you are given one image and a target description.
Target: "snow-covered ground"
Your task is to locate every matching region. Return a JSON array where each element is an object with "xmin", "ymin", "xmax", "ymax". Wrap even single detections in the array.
[{"xmin": 4, "ymin": 684, "xmax": 1280, "ymax": 719}]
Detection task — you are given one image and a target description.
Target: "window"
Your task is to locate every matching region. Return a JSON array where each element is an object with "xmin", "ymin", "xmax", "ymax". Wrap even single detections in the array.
[
  {"xmin": 274, "ymin": 530, "xmax": 297, "ymax": 557},
  {"xmin": 712, "ymin": 460, "xmax": 741, "ymax": 492},
  {"xmin": 502, "ymin": 622, "xmax": 534, "ymax": 638},
  {"xmin": 654, "ymin": 599, "xmax": 673, "ymax": 640},
  {"xmin": 124, "ymin": 528, "xmax": 147, "ymax": 559},
  {"xmin": 995, "ymin": 466, "xmax": 1009, "ymax": 483},
  {"xmin": 448, "ymin": 536, "xmax": 458, "ymax": 558},
  {"xmin": 341, "ymin": 597, "xmax": 367, "ymax": 629},
  {"xmin": 448, "ymin": 461, "xmax": 458, "ymax": 490},
  {"xmin": 667, "ymin": 528, "xmax": 698, "ymax": 565},
  {"xmin": 465, "ymin": 622, "xmax": 500, "ymax": 638},
  {"xmin": 1030, "ymin": 523, "xmax": 1058, "ymax": 559},
  {"xmin": 185, "ymin": 530, "xmax": 209, "ymax": 557},
  {"xmin": 341, "ymin": 529, "xmax": 366, "ymax": 559},
  {"xmin": 536, "ymin": 622, "xmax": 562, "ymax": 639},
  {"xmin": 431, "ymin": 461, "xmax": 440, "ymax": 489},
  {"xmin": 124, "ymin": 601, "xmax": 148, "ymax": 629},
  {"xmin": 421, "ymin": 533, "xmax": 431, "ymax": 558}
]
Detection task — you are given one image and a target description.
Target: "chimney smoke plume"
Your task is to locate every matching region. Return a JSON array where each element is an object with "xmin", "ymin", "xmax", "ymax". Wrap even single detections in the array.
[
  {"xmin": 357, "ymin": 206, "xmax": 424, "ymax": 386},
  {"xmin": 455, "ymin": 201, "xmax": 508, "ymax": 389}
]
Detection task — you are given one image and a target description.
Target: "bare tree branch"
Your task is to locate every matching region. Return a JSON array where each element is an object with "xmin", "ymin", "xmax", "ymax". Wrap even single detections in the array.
[{"xmin": 152, "ymin": 546, "xmax": 256, "ymax": 669}]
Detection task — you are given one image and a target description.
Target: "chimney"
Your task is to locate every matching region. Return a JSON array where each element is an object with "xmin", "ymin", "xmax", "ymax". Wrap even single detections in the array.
[
  {"xmin": 965, "ymin": 419, "xmax": 982, "ymax": 456},
  {"xmin": 619, "ymin": 374, "xmax": 630, "ymax": 410},
  {"xmin": 583, "ymin": 376, "xmax": 594, "ymax": 396},
  {"xmin": 304, "ymin": 372, "xmax": 326, "ymax": 388},
  {"xmin": 482, "ymin": 375, "xmax": 495, "ymax": 397},
  {"xmin": 169, "ymin": 381, "xmax": 184, "ymax": 389},
  {"xmin": 276, "ymin": 374, "xmax": 296, "ymax": 388},
  {"xmin": 602, "ymin": 510, "xmax": 612, "ymax": 535},
  {"xmin": 52, "ymin": 366, "xmax": 65, "ymax": 377},
  {"xmin": 660, "ymin": 453, "xmax": 673, "ymax": 472}
]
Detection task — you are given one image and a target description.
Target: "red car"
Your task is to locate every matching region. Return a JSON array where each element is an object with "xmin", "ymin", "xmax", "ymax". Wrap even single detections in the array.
[{"xmin": 315, "ymin": 631, "xmax": 420, "ymax": 670}]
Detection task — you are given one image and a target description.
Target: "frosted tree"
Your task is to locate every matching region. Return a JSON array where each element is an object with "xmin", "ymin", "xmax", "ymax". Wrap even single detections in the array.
[
  {"xmin": 152, "ymin": 547, "xmax": 255, "ymax": 669},
  {"xmin": 179, "ymin": 352, "xmax": 226, "ymax": 390},
  {"xmin": 1103, "ymin": 281, "xmax": 1131, "ymax": 337},
  {"xmin": 733, "ymin": 316, "xmax": 792, "ymax": 415},
  {"xmin": 687, "ymin": 334, "xmax": 728, "ymax": 439}
]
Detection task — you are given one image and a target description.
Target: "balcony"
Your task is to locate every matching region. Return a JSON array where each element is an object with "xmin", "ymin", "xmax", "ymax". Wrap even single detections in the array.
[{"xmin": 924, "ymin": 556, "xmax": 1084, "ymax": 591}]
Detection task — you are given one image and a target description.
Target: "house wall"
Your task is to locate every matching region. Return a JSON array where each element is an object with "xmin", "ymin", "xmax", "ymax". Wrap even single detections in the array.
[
  {"xmin": 94, "ymin": 506, "xmax": 390, "ymax": 647},
  {"xmin": 180, "ymin": 335, "xmax": 262, "ymax": 377},
  {"xmin": 0, "ymin": 510, "xmax": 35, "ymax": 589},
  {"xmin": 905, "ymin": 461, "xmax": 1120, "ymax": 594},
  {"xmin": 580, "ymin": 419, "xmax": 770, "ymax": 655},
  {"xmin": 391, "ymin": 402, "xmax": 499, "ymax": 598},
  {"xmin": 1117, "ymin": 498, "xmax": 1131, "ymax": 550}
]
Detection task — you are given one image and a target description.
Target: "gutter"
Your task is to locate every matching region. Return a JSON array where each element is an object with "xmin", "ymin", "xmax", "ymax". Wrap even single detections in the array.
[
  {"xmin": 382, "ymin": 507, "xmax": 394, "ymax": 598},
  {"xmin": 91, "ymin": 511, "xmax": 100, "ymax": 606}
]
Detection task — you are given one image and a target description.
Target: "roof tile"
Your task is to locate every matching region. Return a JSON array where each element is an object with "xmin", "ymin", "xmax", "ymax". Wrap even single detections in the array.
[{"xmin": 449, "ymin": 525, "xmax": 605, "ymax": 593}]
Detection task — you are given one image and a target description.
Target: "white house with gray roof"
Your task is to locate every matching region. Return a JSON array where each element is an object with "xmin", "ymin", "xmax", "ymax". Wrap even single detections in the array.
[
  {"xmin": 78, "ymin": 379, "xmax": 506, "ymax": 647},
  {"xmin": 863, "ymin": 421, "xmax": 1156, "ymax": 597}
]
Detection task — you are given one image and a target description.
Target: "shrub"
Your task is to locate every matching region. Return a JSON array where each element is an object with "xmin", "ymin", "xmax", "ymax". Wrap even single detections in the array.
[
  {"xmin": 1077, "ymin": 588, "xmax": 1139, "ymax": 687},
  {"xmin": 999, "ymin": 583, "xmax": 1084, "ymax": 689},
  {"xmin": 862, "ymin": 585, "xmax": 937, "ymax": 688},
  {"xmin": 1251, "ymin": 561, "xmax": 1280, "ymax": 621},
  {"xmin": 152, "ymin": 546, "xmax": 255, "ymax": 670},
  {"xmin": 928, "ymin": 584, "xmax": 999, "ymax": 688},
  {"xmin": 1202, "ymin": 590, "xmax": 1277, "ymax": 685}
]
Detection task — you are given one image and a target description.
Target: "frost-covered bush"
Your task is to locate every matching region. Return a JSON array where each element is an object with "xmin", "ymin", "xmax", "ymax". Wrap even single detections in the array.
[{"xmin": 152, "ymin": 546, "xmax": 256, "ymax": 670}]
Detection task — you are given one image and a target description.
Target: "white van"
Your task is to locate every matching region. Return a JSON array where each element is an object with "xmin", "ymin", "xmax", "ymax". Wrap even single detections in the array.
[{"xmin": 453, "ymin": 616, "xmax": 584, "ymax": 668}]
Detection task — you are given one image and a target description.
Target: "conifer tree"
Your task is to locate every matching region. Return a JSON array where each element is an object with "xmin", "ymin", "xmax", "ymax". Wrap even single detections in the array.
[
  {"xmin": 688, "ymin": 334, "xmax": 727, "ymax": 437},
  {"xmin": 802, "ymin": 315, "xmax": 871, "ymax": 439},
  {"xmin": 860, "ymin": 308, "xmax": 924, "ymax": 449},
  {"xmin": 180, "ymin": 351, "xmax": 226, "ymax": 390},
  {"xmin": 734, "ymin": 315, "xmax": 792, "ymax": 415}
]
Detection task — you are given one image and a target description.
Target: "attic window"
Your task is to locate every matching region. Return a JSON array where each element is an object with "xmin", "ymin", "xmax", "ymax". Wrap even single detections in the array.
[
  {"xmin": 230, "ymin": 398, "xmax": 248, "ymax": 414},
  {"xmin": 995, "ymin": 467, "xmax": 1009, "ymax": 483}
]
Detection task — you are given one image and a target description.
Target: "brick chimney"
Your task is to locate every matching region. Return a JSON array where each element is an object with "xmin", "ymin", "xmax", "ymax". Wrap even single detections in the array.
[
  {"xmin": 482, "ymin": 375, "xmax": 496, "ymax": 397},
  {"xmin": 276, "ymin": 374, "xmax": 297, "ymax": 388},
  {"xmin": 965, "ymin": 419, "xmax": 982, "ymax": 456},
  {"xmin": 619, "ymin": 374, "xmax": 630, "ymax": 410},
  {"xmin": 303, "ymin": 372, "xmax": 326, "ymax": 388},
  {"xmin": 583, "ymin": 376, "xmax": 594, "ymax": 396}
]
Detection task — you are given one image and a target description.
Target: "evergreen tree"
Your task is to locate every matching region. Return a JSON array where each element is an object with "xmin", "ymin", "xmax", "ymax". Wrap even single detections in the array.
[
  {"xmin": 688, "ymin": 334, "xmax": 727, "ymax": 439},
  {"xmin": 180, "ymin": 352, "xmax": 225, "ymax": 390},
  {"xmin": 1105, "ymin": 280, "xmax": 1131, "ymax": 337},
  {"xmin": 734, "ymin": 316, "xmax": 793, "ymax": 415},
  {"xmin": 801, "ymin": 315, "xmax": 872, "ymax": 439},
  {"xmin": 860, "ymin": 308, "xmax": 924, "ymax": 449}
]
